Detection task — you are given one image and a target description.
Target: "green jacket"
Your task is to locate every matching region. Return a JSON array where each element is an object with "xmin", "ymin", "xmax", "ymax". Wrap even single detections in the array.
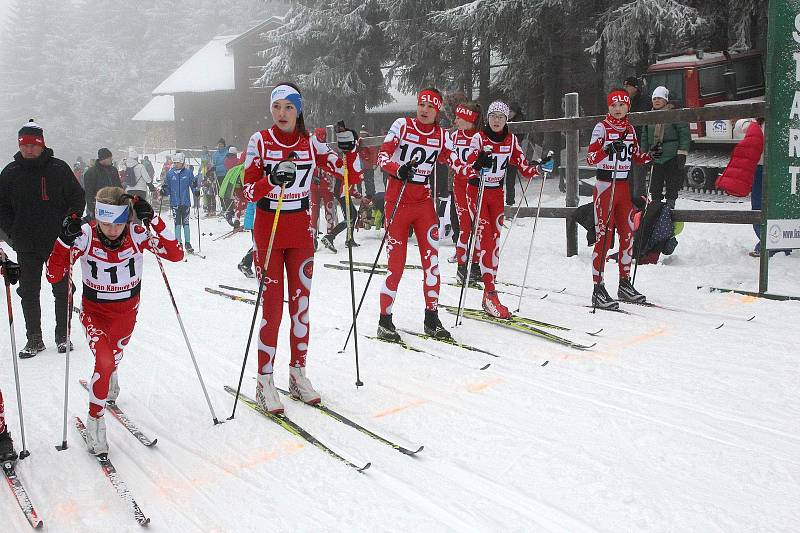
[
  {"xmin": 640, "ymin": 111, "xmax": 690, "ymax": 165},
  {"xmin": 219, "ymin": 163, "xmax": 244, "ymax": 199}
]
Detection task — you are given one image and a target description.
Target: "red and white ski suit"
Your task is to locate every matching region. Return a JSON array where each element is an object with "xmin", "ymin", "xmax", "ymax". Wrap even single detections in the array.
[
  {"xmin": 243, "ymin": 126, "xmax": 360, "ymax": 375},
  {"xmin": 0, "ymin": 388, "xmax": 6, "ymax": 434},
  {"xmin": 376, "ymin": 117, "xmax": 465, "ymax": 314},
  {"xmin": 449, "ymin": 128, "xmax": 479, "ymax": 265},
  {"xmin": 46, "ymin": 216, "xmax": 183, "ymax": 418},
  {"xmin": 310, "ymin": 168, "xmax": 336, "ymax": 238},
  {"xmin": 586, "ymin": 115, "xmax": 651, "ymax": 283},
  {"xmin": 466, "ymin": 130, "xmax": 539, "ymax": 292}
]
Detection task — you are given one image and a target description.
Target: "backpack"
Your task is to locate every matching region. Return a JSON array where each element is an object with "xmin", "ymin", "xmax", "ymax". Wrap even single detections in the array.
[{"xmin": 125, "ymin": 165, "xmax": 138, "ymax": 188}]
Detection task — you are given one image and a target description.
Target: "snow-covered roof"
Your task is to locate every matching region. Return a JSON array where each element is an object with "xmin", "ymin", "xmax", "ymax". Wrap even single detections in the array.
[
  {"xmin": 366, "ymin": 72, "xmax": 417, "ymax": 115},
  {"xmin": 132, "ymin": 95, "xmax": 174, "ymax": 122},
  {"xmin": 153, "ymin": 36, "xmax": 237, "ymax": 95}
]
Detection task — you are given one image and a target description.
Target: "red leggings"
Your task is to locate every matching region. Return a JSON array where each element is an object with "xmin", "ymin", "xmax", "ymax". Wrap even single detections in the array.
[
  {"xmin": 310, "ymin": 181, "xmax": 335, "ymax": 237},
  {"xmin": 380, "ymin": 199, "xmax": 440, "ymax": 314},
  {"xmin": 453, "ymin": 179, "xmax": 479, "ymax": 265},
  {"xmin": 467, "ymin": 185, "xmax": 505, "ymax": 292},
  {"xmin": 254, "ymin": 246, "xmax": 314, "ymax": 373},
  {"xmin": 593, "ymin": 179, "xmax": 635, "ymax": 283},
  {"xmin": 0, "ymin": 388, "xmax": 6, "ymax": 434},
  {"xmin": 80, "ymin": 298, "xmax": 138, "ymax": 418}
]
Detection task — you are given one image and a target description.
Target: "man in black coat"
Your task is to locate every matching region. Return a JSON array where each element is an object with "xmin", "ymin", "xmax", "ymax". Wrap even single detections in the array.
[
  {"xmin": 0, "ymin": 120, "xmax": 86, "ymax": 358},
  {"xmin": 83, "ymin": 147, "xmax": 121, "ymax": 220}
]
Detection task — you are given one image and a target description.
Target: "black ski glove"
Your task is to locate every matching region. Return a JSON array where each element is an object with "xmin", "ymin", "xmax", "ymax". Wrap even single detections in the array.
[
  {"xmin": 268, "ymin": 159, "xmax": 296, "ymax": 186},
  {"xmin": 604, "ymin": 140, "xmax": 626, "ymax": 156},
  {"xmin": 132, "ymin": 196, "xmax": 155, "ymax": 226},
  {"xmin": 1, "ymin": 259, "xmax": 20, "ymax": 285},
  {"xmin": 472, "ymin": 150, "xmax": 493, "ymax": 171},
  {"xmin": 650, "ymin": 143, "xmax": 664, "ymax": 158},
  {"xmin": 396, "ymin": 159, "xmax": 419, "ymax": 182},
  {"xmin": 336, "ymin": 128, "xmax": 359, "ymax": 152},
  {"xmin": 60, "ymin": 213, "xmax": 83, "ymax": 245}
]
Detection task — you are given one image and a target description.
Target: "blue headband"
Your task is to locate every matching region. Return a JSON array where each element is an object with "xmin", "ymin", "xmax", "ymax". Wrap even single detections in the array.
[
  {"xmin": 270, "ymin": 84, "xmax": 302, "ymax": 116},
  {"xmin": 95, "ymin": 202, "xmax": 129, "ymax": 224}
]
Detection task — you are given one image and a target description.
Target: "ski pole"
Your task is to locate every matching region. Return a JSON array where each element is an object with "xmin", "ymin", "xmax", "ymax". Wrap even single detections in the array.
[
  {"xmin": 515, "ymin": 168, "xmax": 550, "ymax": 312},
  {"xmin": 339, "ymin": 181, "xmax": 407, "ymax": 353},
  {"xmin": 0, "ymin": 249, "xmax": 29, "ymax": 459},
  {"xmin": 455, "ymin": 148, "xmax": 491, "ymax": 327},
  {"xmin": 56, "ymin": 242, "xmax": 76, "ymax": 451},
  {"xmin": 632, "ymin": 163, "xmax": 655, "ymax": 286},
  {"xmin": 229, "ymin": 182, "xmax": 286, "ymax": 420},
  {"xmin": 196, "ymin": 190, "xmax": 202, "ymax": 255},
  {"xmin": 498, "ymin": 151, "xmax": 553, "ymax": 261},
  {"xmin": 340, "ymin": 157, "xmax": 363, "ymax": 387},
  {"xmin": 592, "ymin": 150, "xmax": 621, "ymax": 314},
  {"xmin": 145, "ymin": 220, "xmax": 220, "ymax": 425}
]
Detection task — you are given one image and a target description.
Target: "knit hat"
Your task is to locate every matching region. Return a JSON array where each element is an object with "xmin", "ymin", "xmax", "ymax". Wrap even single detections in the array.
[
  {"xmin": 623, "ymin": 77, "xmax": 639, "ymax": 89},
  {"xmin": 651, "ymin": 86, "xmax": 669, "ymax": 101},
  {"xmin": 173, "ymin": 152, "xmax": 186, "ymax": 164},
  {"xmin": 227, "ymin": 146, "xmax": 237, "ymax": 155},
  {"xmin": 217, "ymin": 138, "xmax": 226, "ymax": 145},
  {"xmin": 487, "ymin": 101, "xmax": 510, "ymax": 120},
  {"xmin": 97, "ymin": 148, "xmax": 112, "ymax": 160},
  {"xmin": 18, "ymin": 119, "xmax": 44, "ymax": 147},
  {"xmin": 607, "ymin": 89, "xmax": 631, "ymax": 108}
]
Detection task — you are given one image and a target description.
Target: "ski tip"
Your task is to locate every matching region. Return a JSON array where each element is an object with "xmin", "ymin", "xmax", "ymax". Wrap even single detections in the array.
[
  {"xmin": 138, "ymin": 517, "xmax": 151, "ymax": 527},
  {"xmin": 541, "ymin": 360, "xmax": 549, "ymax": 366},
  {"xmin": 146, "ymin": 439, "xmax": 158, "ymax": 447},
  {"xmin": 578, "ymin": 342, "xmax": 598, "ymax": 350},
  {"xmin": 715, "ymin": 323, "xmax": 725, "ymax": 330},
  {"xmin": 587, "ymin": 328, "xmax": 604, "ymax": 336},
  {"xmin": 480, "ymin": 363, "xmax": 491, "ymax": 370},
  {"xmin": 539, "ymin": 293, "xmax": 548, "ymax": 300},
  {"xmin": 358, "ymin": 462, "xmax": 372, "ymax": 472},
  {"xmin": 747, "ymin": 315, "xmax": 756, "ymax": 322},
  {"xmin": 413, "ymin": 445, "xmax": 424, "ymax": 454}
]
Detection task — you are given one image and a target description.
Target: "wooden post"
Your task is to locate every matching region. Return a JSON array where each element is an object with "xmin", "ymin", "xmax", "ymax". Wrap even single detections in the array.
[{"xmin": 564, "ymin": 93, "xmax": 579, "ymax": 256}]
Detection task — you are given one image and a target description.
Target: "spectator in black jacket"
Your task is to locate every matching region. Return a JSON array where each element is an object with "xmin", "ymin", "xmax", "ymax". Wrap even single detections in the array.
[
  {"xmin": 0, "ymin": 120, "xmax": 86, "ymax": 358},
  {"xmin": 82, "ymin": 148, "xmax": 121, "ymax": 220}
]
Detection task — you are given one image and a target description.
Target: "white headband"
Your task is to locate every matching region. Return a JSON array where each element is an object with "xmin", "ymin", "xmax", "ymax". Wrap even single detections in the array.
[{"xmin": 95, "ymin": 202, "xmax": 129, "ymax": 224}]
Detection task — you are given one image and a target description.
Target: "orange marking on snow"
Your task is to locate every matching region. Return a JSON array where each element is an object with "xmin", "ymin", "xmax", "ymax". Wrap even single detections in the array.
[
  {"xmin": 373, "ymin": 399, "xmax": 428, "ymax": 419},
  {"xmin": 593, "ymin": 327, "xmax": 668, "ymax": 356},
  {"xmin": 467, "ymin": 377, "xmax": 504, "ymax": 393}
]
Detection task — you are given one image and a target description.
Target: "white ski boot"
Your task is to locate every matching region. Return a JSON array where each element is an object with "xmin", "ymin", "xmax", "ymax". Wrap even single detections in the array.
[
  {"xmin": 255, "ymin": 373, "xmax": 284, "ymax": 414},
  {"xmin": 289, "ymin": 366, "xmax": 321, "ymax": 405},
  {"xmin": 107, "ymin": 370, "xmax": 120, "ymax": 403},
  {"xmin": 85, "ymin": 415, "xmax": 109, "ymax": 456}
]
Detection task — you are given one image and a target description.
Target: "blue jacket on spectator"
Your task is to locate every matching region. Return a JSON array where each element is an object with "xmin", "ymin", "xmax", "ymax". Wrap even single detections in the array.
[
  {"xmin": 165, "ymin": 167, "xmax": 197, "ymax": 207},
  {"xmin": 212, "ymin": 147, "xmax": 228, "ymax": 177}
]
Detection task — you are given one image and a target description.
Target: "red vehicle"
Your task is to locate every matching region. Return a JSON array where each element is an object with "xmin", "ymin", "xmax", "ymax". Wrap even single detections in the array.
[{"xmin": 643, "ymin": 49, "xmax": 765, "ymax": 189}]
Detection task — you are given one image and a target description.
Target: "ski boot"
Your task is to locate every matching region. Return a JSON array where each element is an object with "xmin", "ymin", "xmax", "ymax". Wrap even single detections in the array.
[
  {"xmin": 185, "ymin": 243, "xmax": 195, "ymax": 254},
  {"xmin": 591, "ymin": 283, "xmax": 619, "ymax": 310},
  {"xmin": 482, "ymin": 290, "xmax": 511, "ymax": 319},
  {"xmin": 447, "ymin": 251, "xmax": 458, "ymax": 264},
  {"xmin": 288, "ymin": 366, "xmax": 321, "ymax": 405},
  {"xmin": 107, "ymin": 370, "xmax": 120, "ymax": 403},
  {"xmin": 424, "ymin": 309, "xmax": 451, "ymax": 339},
  {"xmin": 345, "ymin": 238, "xmax": 360, "ymax": 248},
  {"xmin": 320, "ymin": 235, "xmax": 337, "ymax": 253},
  {"xmin": 85, "ymin": 415, "xmax": 109, "ymax": 456},
  {"xmin": 0, "ymin": 429, "xmax": 18, "ymax": 463},
  {"xmin": 456, "ymin": 263, "xmax": 468, "ymax": 284},
  {"xmin": 255, "ymin": 373, "xmax": 284, "ymax": 414},
  {"xmin": 238, "ymin": 262, "xmax": 255, "ymax": 278},
  {"xmin": 469, "ymin": 263, "xmax": 482, "ymax": 284},
  {"xmin": 55, "ymin": 335, "xmax": 74, "ymax": 354},
  {"xmin": 618, "ymin": 278, "xmax": 646, "ymax": 303},
  {"xmin": 18, "ymin": 335, "xmax": 45, "ymax": 359},
  {"xmin": 377, "ymin": 313, "xmax": 401, "ymax": 342}
]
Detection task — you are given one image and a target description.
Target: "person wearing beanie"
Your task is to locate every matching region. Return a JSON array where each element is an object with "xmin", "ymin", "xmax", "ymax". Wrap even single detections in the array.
[
  {"xmin": 374, "ymin": 87, "xmax": 467, "ymax": 342},
  {"xmin": 639, "ymin": 85, "xmax": 690, "ymax": 208},
  {"xmin": 0, "ymin": 119, "xmax": 86, "ymax": 357},
  {"xmin": 586, "ymin": 90, "xmax": 653, "ymax": 310},
  {"xmin": 162, "ymin": 152, "xmax": 197, "ymax": 253},
  {"xmin": 466, "ymin": 100, "xmax": 545, "ymax": 319},
  {"xmin": 83, "ymin": 148, "xmax": 122, "ymax": 221},
  {"xmin": 123, "ymin": 149, "xmax": 152, "ymax": 218}
]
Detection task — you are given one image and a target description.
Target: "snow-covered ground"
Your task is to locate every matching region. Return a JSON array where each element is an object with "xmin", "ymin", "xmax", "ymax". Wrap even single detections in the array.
[{"xmin": 1, "ymin": 186, "xmax": 799, "ymax": 532}]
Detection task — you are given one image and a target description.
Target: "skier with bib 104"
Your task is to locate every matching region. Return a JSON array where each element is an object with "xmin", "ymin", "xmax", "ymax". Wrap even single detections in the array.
[{"xmin": 586, "ymin": 89, "xmax": 652, "ymax": 310}]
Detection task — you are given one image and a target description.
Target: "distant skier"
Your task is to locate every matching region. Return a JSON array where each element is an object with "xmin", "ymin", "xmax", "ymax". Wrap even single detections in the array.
[
  {"xmin": 448, "ymin": 102, "xmax": 482, "ymax": 283},
  {"xmin": 46, "ymin": 187, "xmax": 183, "ymax": 455},
  {"xmin": 161, "ymin": 152, "xmax": 197, "ymax": 253},
  {"xmin": 466, "ymin": 101, "xmax": 543, "ymax": 319},
  {"xmin": 374, "ymin": 87, "xmax": 468, "ymax": 341},
  {"xmin": 243, "ymin": 82, "xmax": 361, "ymax": 414},
  {"xmin": 586, "ymin": 89, "xmax": 652, "ymax": 309},
  {"xmin": 309, "ymin": 128, "xmax": 337, "ymax": 251}
]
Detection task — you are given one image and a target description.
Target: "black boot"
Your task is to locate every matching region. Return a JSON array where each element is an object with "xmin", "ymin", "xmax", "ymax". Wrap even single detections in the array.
[
  {"xmin": 0, "ymin": 430, "xmax": 18, "ymax": 463},
  {"xmin": 18, "ymin": 335, "xmax": 45, "ymax": 359},
  {"xmin": 469, "ymin": 263, "xmax": 482, "ymax": 283},
  {"xmin": 618, "ymin": 278, "xmax": 646, "ymax": 303},
  {"xmin": 456, "ymin": 263, "xmax": 468, "ymax": 284},
  {"xmin": 377, "ymin": 314, "xmax": 401, "ymax": 342},
  {"xmin": 345, "ymin": 238, "xmax": 360, "ymax": 248},
  {"xmin": 424, "ymin": 309, "xmax": 451, "ymax": 339},
  {"xmin": 55, "ymin": 335, "xmax": 74, "ymax": 354},
  {"xmin": 320, "ymin": 235, "xmax": 337, "ymax": 253},
  {"xmin": 591, "ymin": 283, "xmax": 619, "ymax": 310},
  {"xmin": 238, "ymin": 262, "xmax": 255, "ymax": 278}
]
